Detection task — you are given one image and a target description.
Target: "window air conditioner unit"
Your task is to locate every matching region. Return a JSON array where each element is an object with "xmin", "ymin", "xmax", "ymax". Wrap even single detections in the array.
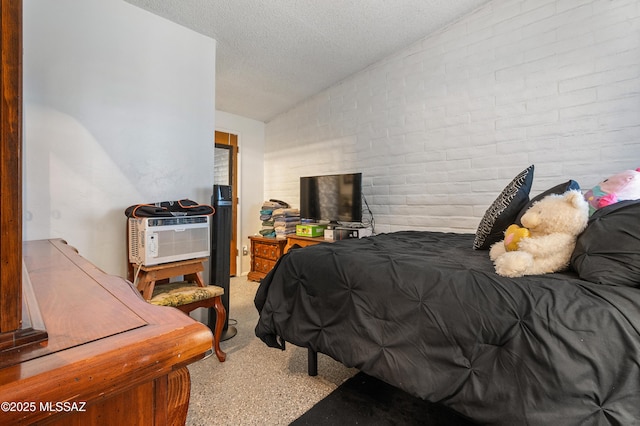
[{"xmin": 128, "ymin": 216, "xmax": 210, "ymax": 266}]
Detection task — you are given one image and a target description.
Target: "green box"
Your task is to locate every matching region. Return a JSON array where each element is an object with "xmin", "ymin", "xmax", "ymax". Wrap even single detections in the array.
[{"xmin": 296, "ymin": 224, "xmax": 327, "ymax": 237}]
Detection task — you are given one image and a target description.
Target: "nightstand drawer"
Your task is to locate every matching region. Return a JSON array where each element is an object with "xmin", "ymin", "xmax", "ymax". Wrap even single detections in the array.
[
  {"xmin": 254, "ymin": 257, "xmax": 276, "ymax": 274},
  {"xmin": 253, "ymin": 243, "xmax": 280, "ymax": 261}
]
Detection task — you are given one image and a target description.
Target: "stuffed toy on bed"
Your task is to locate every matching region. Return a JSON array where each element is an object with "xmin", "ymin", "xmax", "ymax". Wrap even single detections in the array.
[
  {"xmin": 584, "ymin": 168, "xmax": 640, "ymax": 215},
  {"xmin": 489, "ymin": 190, "xmax": 589, "ymax": 277}
]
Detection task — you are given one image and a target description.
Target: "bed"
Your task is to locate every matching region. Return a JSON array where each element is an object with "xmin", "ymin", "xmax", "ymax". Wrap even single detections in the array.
[{"xmin": 255, "ymin": 176, "xmax": 640, "ymax": 424}]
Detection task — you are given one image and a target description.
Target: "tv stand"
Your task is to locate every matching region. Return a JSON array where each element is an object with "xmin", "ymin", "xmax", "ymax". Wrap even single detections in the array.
[
  {"xmin": 284, "ymin": 235, "xmax": 335, "ymax": 253},
  {"xmin": 248, "ymin": 235, "xmax": 336, "ymax": 282}
]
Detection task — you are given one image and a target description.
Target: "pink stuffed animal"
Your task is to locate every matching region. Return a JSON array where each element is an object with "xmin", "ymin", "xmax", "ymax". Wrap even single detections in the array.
[{"xmin": 584, "ymin": 168, "xmax": 640, "ymax": 215}]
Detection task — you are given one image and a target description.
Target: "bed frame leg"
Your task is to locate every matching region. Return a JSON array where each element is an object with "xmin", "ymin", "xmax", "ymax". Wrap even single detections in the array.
[{"xmin": 307, "ymin": 348, "xmax": 318, "ymax": 376}]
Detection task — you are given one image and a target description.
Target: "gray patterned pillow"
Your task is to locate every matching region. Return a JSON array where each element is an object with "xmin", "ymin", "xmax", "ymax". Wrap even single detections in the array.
[{"xmin": 473, "ymin": 165, "xmax": 534, "ymax": 250}]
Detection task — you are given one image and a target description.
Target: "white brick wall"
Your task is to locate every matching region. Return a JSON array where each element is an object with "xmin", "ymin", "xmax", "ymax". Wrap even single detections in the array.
[{"xmin": 265, "ymin": 0, "xmax": 640, "ymax": 234}]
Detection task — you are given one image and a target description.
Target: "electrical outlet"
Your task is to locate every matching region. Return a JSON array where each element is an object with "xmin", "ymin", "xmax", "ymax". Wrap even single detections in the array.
[{"xmin": 242, "ymin": 245, "xmax": 248, "ymax": 256}]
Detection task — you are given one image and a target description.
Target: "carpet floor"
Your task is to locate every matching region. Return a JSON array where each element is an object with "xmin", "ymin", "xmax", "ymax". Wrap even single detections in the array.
[
  {"xmin": 291, "ymin": 372, "xmax": 478, "ymax": 426},
  {"xmin": 186, "ymin": 276, "xmax": 357, "ymax": 425}
]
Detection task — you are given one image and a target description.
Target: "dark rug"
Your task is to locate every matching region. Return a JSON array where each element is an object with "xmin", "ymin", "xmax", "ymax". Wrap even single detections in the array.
[{"xmin": 290, "ymin": 372, "xmax": 479, "ymax": 425}]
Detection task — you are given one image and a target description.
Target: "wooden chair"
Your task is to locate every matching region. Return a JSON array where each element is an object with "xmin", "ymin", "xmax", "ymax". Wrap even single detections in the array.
[{"xmin": 131, "ymin": 258, "xmax": 226, "ymax": 362}]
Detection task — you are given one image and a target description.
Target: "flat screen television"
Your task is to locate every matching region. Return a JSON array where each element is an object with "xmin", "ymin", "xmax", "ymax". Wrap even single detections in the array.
[{"xmin": 300, "ymin": 172, "xmax": 362, "ymax": 223}]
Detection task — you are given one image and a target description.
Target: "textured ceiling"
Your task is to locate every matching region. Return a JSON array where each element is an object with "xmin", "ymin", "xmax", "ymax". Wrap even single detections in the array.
[{"xmin": 125, "ymin": 0, "xmax": 491, "ymax": 122}]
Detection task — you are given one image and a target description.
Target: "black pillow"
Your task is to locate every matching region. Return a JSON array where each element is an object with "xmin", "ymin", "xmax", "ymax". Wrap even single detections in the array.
[
  {"xmin": 571, "ymin": 200, "xmax": 640, "ymax": 287},
  {"xmin": 514, "ymin": 180, "xmax": 580, "ymax": 226},
  {"xmin": 473, "ymin": 165, "xmax": 534, "ymax": 250}
]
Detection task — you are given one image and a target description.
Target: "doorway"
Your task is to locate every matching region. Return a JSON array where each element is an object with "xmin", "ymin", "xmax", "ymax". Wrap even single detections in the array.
[{"xmin": 214, "ymin": 131, "xmax": 238, "ymax": 277}]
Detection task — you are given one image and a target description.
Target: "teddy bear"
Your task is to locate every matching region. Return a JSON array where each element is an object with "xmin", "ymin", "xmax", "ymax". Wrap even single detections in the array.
[
  {"xmin": 489, "ymin": 190, "xmax": 589, "ymax": 277},
  {"xmin": 584, "ymin": 168, "xmax": 640, "ymax": 215}
]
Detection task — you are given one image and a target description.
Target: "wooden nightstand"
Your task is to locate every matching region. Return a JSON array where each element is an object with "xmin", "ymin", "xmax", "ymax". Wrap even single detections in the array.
[{"xmin": 248, "ymin": 236, "xmax": 287, "ymax": 282}]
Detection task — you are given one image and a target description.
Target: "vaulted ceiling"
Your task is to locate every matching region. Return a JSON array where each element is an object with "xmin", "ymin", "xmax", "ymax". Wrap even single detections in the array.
[{"xmin": 125, "ymin": 0, "xmax": 491, "ymax": 122}]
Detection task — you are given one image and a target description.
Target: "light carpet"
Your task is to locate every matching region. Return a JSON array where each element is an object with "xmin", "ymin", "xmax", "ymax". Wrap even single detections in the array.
[{"xmin": 186, "ymin": 276, "xmax": 357, "ymax": 425}]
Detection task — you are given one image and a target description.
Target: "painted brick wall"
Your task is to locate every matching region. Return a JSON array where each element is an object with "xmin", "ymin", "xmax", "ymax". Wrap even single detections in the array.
[{"xmin": 264, "ymin": 0, "xmax": 640, "ymax": 234}]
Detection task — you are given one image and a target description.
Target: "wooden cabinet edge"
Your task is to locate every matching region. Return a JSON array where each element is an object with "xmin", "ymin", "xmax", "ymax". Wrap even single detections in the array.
[
  {"xmin": 0, "ymin": 261, "xmax": 48, "ymax": 353},
  {"xmin": 0, "ymin": 239, "xmax": 213, "ymax": 425}
]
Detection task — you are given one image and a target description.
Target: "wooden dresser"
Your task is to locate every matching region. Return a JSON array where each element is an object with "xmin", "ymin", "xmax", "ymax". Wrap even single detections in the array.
[
  {"xmin": 248, "ymin": 236, "xmax": 287, "ymax": 282},
  {"xmin": 0, "ymin": 239, "xmax": 213, "ymax": 425}
]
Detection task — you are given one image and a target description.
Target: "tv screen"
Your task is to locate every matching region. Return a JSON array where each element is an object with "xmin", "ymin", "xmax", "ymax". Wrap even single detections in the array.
[{"xmin": 300, "ymin": 173, "xmax": 362, "ymax": 223}]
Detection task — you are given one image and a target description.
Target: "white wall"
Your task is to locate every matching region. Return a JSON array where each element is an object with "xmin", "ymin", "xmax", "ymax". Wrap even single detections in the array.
[
  {"xmin": 23, "ymin": 0, "xmax": 216, "ymax": 277},
  {"xmin": 215, "ymin": 111, "xmax": 266, "ymax": 275},
  {"xmin": 265, "ymin": 0, "xmax": 640, "ymax": 234}
]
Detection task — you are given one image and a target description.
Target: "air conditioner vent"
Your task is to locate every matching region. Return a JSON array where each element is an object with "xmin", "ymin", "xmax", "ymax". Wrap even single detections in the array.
[
  {"xmin": 128, "ymin": 216, "xmax": 210, "ymax": 266},
  {"xmin": 148, "ymin": 216, "xmax": 208, "ymax": 227}
]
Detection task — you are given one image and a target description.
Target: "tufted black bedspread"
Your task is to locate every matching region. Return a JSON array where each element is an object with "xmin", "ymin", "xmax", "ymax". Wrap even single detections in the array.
[{"xmin": 255, "ymin": 231, "xmax": 640, "ymax": 425}]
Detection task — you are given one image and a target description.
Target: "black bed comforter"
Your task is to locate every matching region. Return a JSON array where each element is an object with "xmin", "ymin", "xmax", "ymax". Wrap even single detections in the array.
[{"xmin": 255, "ymin": 231, "xmax": 640, "ymax": 425}]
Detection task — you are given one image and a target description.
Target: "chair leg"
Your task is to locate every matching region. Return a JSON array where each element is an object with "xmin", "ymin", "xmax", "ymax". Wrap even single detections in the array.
[
  {"xmin": 170, "ymin": 295, "xmax": 227, "ymax": 362},
  {"xmin": 211, "ymin": 296, "xmax": 226, "ymax": 362}
]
